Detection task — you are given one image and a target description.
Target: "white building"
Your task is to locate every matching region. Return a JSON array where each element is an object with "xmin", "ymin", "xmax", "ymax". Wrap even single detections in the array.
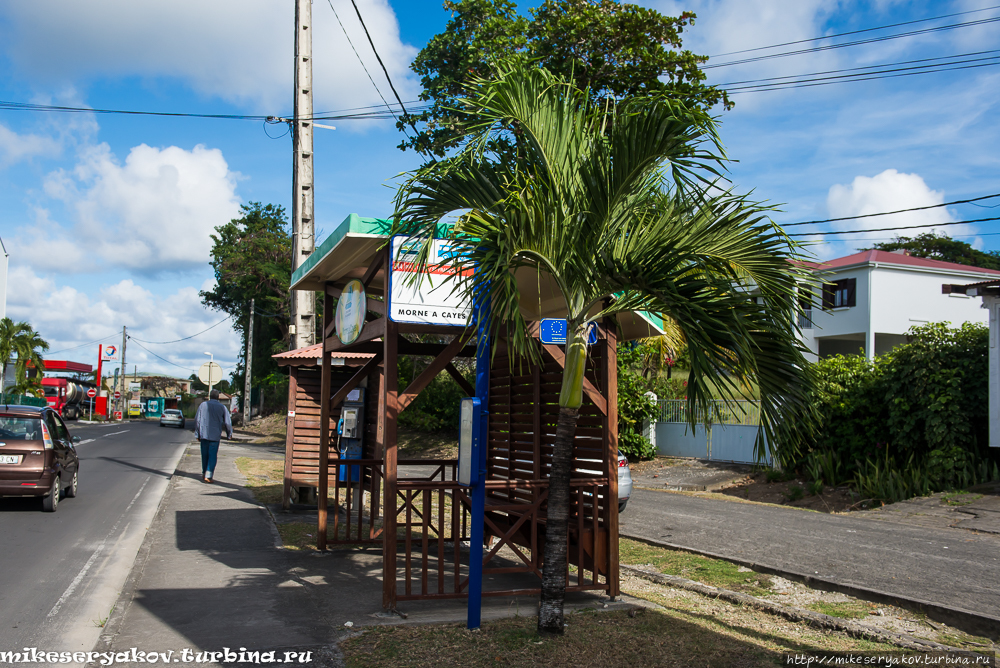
[{"xmin": 800, "ymin": 250, "xmax": 1000, "ymax": 362}]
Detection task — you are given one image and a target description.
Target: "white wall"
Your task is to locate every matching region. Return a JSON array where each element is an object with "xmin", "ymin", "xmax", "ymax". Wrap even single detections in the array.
[
  {"xmin": 871, "ymin": 265, "xmax": 990, "ymax": 334},
  {"xmin": 802, "ymin": 261, "xmax": 994, "ymax": 359}
]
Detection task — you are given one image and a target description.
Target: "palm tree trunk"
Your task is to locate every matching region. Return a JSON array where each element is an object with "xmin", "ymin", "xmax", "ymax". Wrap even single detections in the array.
[{"xmin": 538, "ymin": 325, "xmax": 587, "ymax": 634}]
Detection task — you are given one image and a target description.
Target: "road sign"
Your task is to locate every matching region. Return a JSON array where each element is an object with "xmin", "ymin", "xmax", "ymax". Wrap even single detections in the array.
[
  {"xmin": 86, "ymin": 388, "xmax": 97, "ymax": 399},
  {"xmin": 129, "ymin": 382, "xmax": 141, "ymax": 392},
  {"xmin": 114, "ymin": 391, "xmax": 121, "ymax": 400},
  {"xmin": 538, "ymin": 319, "xmax": 598, "ymax": 346},
  {"xmin": 198, "ymin": 361, "xmax": 224, "ymax": 386},
  {"xmin": 388, "ymin": 235, "xmax": 471, "ymax": 326},
  {"xmin": 113, "ymin": 411, "xmax": 123, "ymax": 420}
]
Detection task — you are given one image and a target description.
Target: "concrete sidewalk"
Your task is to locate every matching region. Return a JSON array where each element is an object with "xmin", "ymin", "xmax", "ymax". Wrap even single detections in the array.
[
  {"xmin": 93, "ymin": 439, "xmax": 624, "ymax": 666},
  {"xmin": 622, "ymin": 487, "xmax": 1000, "ymax": 639}
]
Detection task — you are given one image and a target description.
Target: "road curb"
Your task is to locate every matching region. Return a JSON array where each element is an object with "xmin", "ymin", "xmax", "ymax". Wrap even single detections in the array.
[
  {"xmin": 621, "ymin": 532, "xmax": 1000, "ymax": 641},
  {"xmin": 620, "ymin": 565, "xmax": 977, "ymax": 654},
  {"xmin": 88, "ymin": 453, "xmax": 182, "ymax": 665}
]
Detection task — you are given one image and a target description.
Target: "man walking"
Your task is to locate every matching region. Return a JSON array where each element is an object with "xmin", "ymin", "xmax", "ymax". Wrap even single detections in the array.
[{"xmin": 195, "ymin": 389, "xmax": 233, "ymax": 483}]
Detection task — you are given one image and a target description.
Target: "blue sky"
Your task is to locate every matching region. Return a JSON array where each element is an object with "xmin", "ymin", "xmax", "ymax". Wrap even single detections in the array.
[{"xmin": 1, "ymin": 0, "xmax": 998, "ymax": 377}]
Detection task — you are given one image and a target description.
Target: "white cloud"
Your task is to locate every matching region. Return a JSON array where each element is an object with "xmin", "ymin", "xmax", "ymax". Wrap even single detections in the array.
[
  {"xmin": 5, "ymin": 265, "xmax": 240, "ymax": 377},
  {"xmin": 648, "ymin": 0, "xmax": 841, "ymax": 106},
  {"xmin": 0, "ymin": 0, "xmax": 418, "ymax": 117},
  {"xmin": 816, "ymin": 168, "xmax": 974, "ymax": 256},
  {"xmin": 13, "ymin": 142, "xmax": 241, "ymax": 275},
  {"xmin": 0, "ymin": 123, "xmax": 61, "ymax": 166}
]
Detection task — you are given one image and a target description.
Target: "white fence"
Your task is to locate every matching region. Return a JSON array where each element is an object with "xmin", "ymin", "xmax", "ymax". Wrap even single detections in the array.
[{"xmin": 655, "ymin": 400, "xmax": 770, "ymax": 465}]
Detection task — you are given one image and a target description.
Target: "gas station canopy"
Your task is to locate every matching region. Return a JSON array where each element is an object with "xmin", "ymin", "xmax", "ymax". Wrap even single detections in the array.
[{"xmin": 290, "ymin": 213, "xmax": 669, "ymax": 341}]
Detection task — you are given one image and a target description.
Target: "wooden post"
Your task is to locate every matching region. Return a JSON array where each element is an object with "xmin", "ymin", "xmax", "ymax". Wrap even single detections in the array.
[
  {"xmin": 382, "ymin": 246, "xmax": 400, "ymax": 610},
  {"xmin": 318, "ymin": 289, "xmax": 334, "ymax": 550},
  {"xmin": 282, "ymin": 367, "xmax": 298, "ymax": 510},
  {"xmin": 601, "ymin": 316, "xmax": 620, "ymax": 597}
]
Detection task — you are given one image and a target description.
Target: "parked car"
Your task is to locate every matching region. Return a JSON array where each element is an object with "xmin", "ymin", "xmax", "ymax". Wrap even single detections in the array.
[
  {"xmin": 0, "ymin": 405, "xmax": 80, "ymax": 512},
  {"xmin": 159, "ymin": 409, "xmax": 185, "ymax": 429},
  {"xmin": 618, "ymin": 452, "xmax": 632, "ymax": 513}
]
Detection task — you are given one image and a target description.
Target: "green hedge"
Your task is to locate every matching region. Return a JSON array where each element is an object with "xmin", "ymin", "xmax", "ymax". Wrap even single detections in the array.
[{"xmin": 801, "ymin": 322, "xmax": 999, "ymax": 502}]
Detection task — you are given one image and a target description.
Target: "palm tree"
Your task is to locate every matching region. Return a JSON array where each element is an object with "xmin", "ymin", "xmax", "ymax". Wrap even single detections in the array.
[
  {"xmin": 0, "ymin": 318, "xmax": 48, "ymax": 399},
  {"xmin": 395, "ymin": 63, "xmax": 815, "ymax": 635}
]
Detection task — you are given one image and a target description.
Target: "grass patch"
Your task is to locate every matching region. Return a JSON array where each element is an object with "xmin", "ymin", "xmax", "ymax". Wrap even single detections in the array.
[
  {"xmin": 619, "ymin": 538, "xmax": 772, "ymax": 596},
  {"xmin": 235, "ymin": 457, "xmax": 285, "ymax": 505},
  {"xmin": 342, "ymin": 605, "xmax": 898, "ymax": 668},
  {"xmin": 940, "ymin": 492, "xmax": 983, "ymax": 507},
  {"xmin": 805, "ymin": 600, "xmax": 871, "ymax": 620},
  {"xmin": 398, "ymin": 427, "xmax": 458, "ymax": 459}
]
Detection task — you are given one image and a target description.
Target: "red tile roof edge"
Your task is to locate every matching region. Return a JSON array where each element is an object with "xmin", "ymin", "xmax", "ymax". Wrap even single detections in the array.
[
  {"xmin": 802, "ymin": 250, "xmax": 1000, "ymax": 275},
  {"xmin": 272, "ymin": 342, "xmax": 377, "ymax": 359}
]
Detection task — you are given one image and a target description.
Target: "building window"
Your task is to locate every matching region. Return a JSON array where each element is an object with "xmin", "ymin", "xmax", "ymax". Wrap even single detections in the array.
[{"xmin": 823, "ymin": 278, "xmax": 856, "ymax": 309}]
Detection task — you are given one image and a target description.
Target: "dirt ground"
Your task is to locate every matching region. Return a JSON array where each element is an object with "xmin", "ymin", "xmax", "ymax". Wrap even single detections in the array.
[{"xmin": 717, "ymin": 472, "xmax": 861, "ymax": 513}]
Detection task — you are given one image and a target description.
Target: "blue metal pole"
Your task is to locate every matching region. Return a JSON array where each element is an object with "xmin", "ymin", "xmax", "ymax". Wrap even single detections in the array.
[{"xmin": 468, "ymin": 293, "xmax": 490, "ymax": 629}]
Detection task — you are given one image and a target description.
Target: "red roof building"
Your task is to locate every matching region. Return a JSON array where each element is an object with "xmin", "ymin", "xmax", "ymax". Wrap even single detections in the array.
[{"xmin": 800, "ymin": 250, "xmax": 1000, "ymax": 360}]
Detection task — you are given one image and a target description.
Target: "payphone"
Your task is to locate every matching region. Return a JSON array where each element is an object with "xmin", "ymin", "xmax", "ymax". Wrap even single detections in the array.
[{"xmin": 338, "ymin": 387, "xmax": 365, "ymax": 483}]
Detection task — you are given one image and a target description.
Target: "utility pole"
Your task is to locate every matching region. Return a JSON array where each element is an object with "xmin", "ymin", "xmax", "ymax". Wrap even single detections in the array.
[
  {"xmin": 243, "ymin": 298, "xmax": 255, "ymax": 423},
  {"xmin": 118, "ymin": 326, "xmax": 127, "ymax": 419},
  {"xmin": 289, "ymin": 0, "xmax": 316, "ymax": 351}
]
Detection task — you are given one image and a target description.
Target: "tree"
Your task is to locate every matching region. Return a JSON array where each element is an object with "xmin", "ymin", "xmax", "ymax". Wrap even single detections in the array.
[
  {"xmin": 401, "ymin": 0, "xmax": 731, "ymax": 157},
  {"xmin": 865, "ymin": 233, "xmax": 1000, "ymax": 271},
  {"xmin": 200, "ymin": 202, "xmax": 293, "ymax": 403},
  {"xmin": 0, "ymin": 318, "xmax": 48, "ymax": 397},
  {"xmin": 395, "ymin": 64, "xmax": 815, "ymax": 634}
]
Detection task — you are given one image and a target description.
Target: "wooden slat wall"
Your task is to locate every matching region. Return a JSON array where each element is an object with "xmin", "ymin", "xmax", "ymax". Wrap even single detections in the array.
[
  {"xmin": 287, "ymin": 366, "xmax": 359, "ymax": 484},
  {"xmin": 486, "ymin": 344, "xmax": 608, "ymax": 519}
]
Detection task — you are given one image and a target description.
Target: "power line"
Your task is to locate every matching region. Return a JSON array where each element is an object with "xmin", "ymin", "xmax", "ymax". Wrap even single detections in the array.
[
  {"xmin": 830, "ymin": 230, "xmax": 1000, "ymax": 242},
  {"xmin": 325, "ymin": 0, "xmax": 402, "ymax": 130},
  {"xmin": 788, "ymin": 215, "xmax": 1000, "ymax": 237},
  {"xmin": 705, "ymin": 16, "xmax": 1000, "ymax": 69},
  {"xmin": 45, "ymin": 334, "xmax": 121, "ymax": 356},
  {"xmin": 0, "ymin": 99, "xmax": 429, "ymax": 122},
  {"xmin": 127, "ymin": 338, "xmax": 196, "ymax": 374},
  {"xmin": 345, "ymin": 0, "xmax": 419, "ymax": 139},
  {"xmin": 717, "ymin": 49, "xmax": 1000, "ymax": 87},
  {"xmin": 129, "ymin": 316, "xmax": 232, "ymax": 344},
  {"xmin": 710, "ymin": 5, "xmax": 1000, "ymax": 58},
  {"xmin": 722, "ymin": 58, "xmax": 1000, "ymax": 94},
  {"xmin": 782, "ymin": 193, "xmax": 1000, "ymax": 227}
]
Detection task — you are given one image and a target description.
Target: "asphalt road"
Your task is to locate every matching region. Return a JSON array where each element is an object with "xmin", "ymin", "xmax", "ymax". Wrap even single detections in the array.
[
  {"xmin": 0, "ymin": 420, "xmax": 190, "ymax": 656},
  {"xmin": 621, "ymin": 487, "xmax": 1000, "ymax": 620}
]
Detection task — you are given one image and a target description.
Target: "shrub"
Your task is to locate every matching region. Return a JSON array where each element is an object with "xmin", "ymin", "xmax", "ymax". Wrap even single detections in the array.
[
  {"xmin": 617, "ymin": 343, "xmax": 660, "ymax": 460},
  {"xmin": 800, "ymin": 322, "xmax": 999, "ymax": 503}
]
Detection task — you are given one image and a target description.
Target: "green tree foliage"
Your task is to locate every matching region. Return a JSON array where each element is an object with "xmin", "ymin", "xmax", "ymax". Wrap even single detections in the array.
[
  {"xmin": 866, "ymin": 232, "xmax": 1000, "ymax": 270},
  {"xmin": 804, "ymin": 323, "xmax": 999, "ymax": 502},
  {"xmin": 200, "ymin": 202, "xmax": 293, "ymax": 401},
  {"xmin": 396, "ymin": 356, "xmax": 472, "ymax": 433},
  {"xmin": 0, "ymin": 317, "xmax": 48, "ymax": 398},
  {"xmin": 401, "ymin": 0, "xmax": 731, "ymax": 156}
]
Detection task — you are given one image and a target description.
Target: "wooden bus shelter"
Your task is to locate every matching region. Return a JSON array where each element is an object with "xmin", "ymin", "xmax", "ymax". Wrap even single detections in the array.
[{"xmin": 282, "ymin": 214, "xmax": 665, "ymax": 611}]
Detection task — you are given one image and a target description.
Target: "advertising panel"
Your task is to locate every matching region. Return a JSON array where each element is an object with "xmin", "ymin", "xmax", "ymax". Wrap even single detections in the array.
[{"xmin": 388, "ymin": 235, "xmax": 471, "ymax": 326}]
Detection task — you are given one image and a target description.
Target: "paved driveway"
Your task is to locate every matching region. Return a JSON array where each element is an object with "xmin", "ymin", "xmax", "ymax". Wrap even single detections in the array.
[{"xmin": 621, "ymin": 487, "xmax": 1000, "ymax": 623}]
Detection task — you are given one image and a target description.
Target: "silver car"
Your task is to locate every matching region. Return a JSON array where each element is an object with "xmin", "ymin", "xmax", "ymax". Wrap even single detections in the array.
[
  {"xmin": 159, "ymin": 409, "xmax": 185, "ymax": 429},
  {"xmin": 618, "ymin": 452, "xmax": 632, "ymax": 512}
]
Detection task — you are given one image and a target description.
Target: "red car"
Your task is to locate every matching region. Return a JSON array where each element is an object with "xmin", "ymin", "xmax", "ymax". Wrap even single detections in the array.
[{"xmin": 0, "ymin": 405, "xmax": 80, "ymax": 512}]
